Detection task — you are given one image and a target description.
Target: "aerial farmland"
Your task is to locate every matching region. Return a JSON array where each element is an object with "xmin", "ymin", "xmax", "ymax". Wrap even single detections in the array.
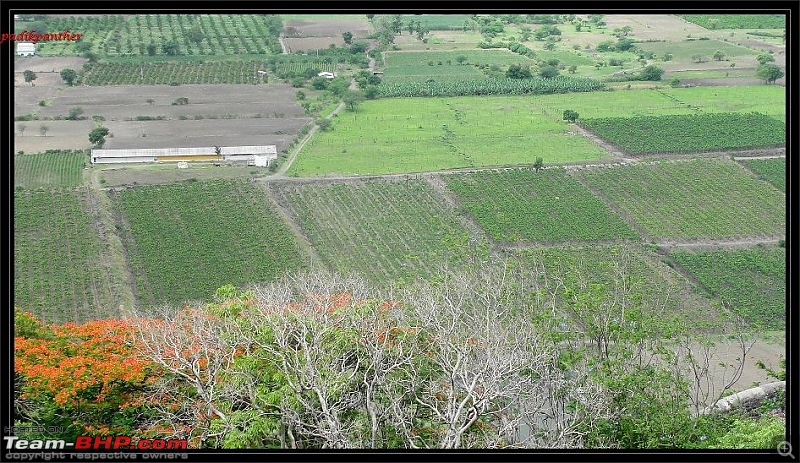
[{"xmin": 11, "ymin": 11, "xmax": 789, "ymax": 451}]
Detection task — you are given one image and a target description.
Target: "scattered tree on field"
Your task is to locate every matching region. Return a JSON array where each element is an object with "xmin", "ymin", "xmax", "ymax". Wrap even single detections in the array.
[
  {"xmin": 317, "ymin": 118, "xmax": 332, "ymax": 131},
  {"xmin": 67, "ymin": 106, "xmax": 85, "ymax": 120},
  {"xmin": 639, "ymin": 65, "xmax": 664, "ymax": 81},
  {"xmin": 456, "ymin": 55, "xmax": 468, "ymax": 65},
  {"xmin": 670, "ymin": 77, "xmax": 681, "ymax": 88},
  {"xmin": 60, "ymin": 68, "xmax": 77, "ymax": 86},
  {"xmin": 147, "ymin": 43, "xmax": 158, "ymax": 56},
  {"xmin": 756, "ymin": 64, "xmax": 784, "ymax": 84},
  {"xmin": 532, "ymin": 157, "xmax": 544, "ymax": 172},
  {"xmin": 506, "ymin": 63, "xmax": 532, "ymax": 79},
  {"xmin": 162, "ymin": 40, "xmax": 180, "ymax": 56},
  {"xmin": 663, "ymin": 53, "xmax": 673, "ymax": 61},
  {"xmin": 146, "ymin": 98, "xmax": 155, "ymax": 105},
  {"xmin": 713, "ymin": 49, "xmax": 726, "ymax": 61},
  {"xmin": 89, "ymin": 126, "xmax": 110, "ymax": 147},
  {"xmin": 343, "ymin": 90, "xmax": 365, "ymax": 111},
  {"xmin": 364, "ymin": 86, "xmax": 379, "ymax": 99},
  {"xmin": 757, "ymin": 53, "xmax": 775, "ymax": 65},
  {"xmin": 539, "ymin": 66, "xmax": 560, "ymax": 78},
  {"xmin": 342, "ymin": 31, "xmax": 353, "ymax": 44},
  {"xmin": 39, "ymin": 124, "xmax": 49, "ymax": 137},
  {"xmin": 187, "ymin": 24, "xmax": 204, "ymax": 44},
  {"xmin": 563, "ymin": 109, "xmax": 579, "ymax": 123},
  {"xmin": 23, "ymin": 70, "xmax": 37, "ymax": 86},
  {"xmin": 568, "ymin": 65, "xmax": 578, "ymax": 74}
]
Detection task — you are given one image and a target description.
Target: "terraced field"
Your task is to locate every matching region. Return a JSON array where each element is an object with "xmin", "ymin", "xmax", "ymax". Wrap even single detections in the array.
[
  {"xmin": 578, "ymin": 158, "xmax": 786, "ymax": 239},
  {"xmin": 14, "ymin": 188, "xmax": 119, "ymax": 324},
  {"xmin": 671, "ymin": 246, "xmax": 785, "ymax": 329},
  {"xmin": 271, "ymin": 179, "xmax": 488, "ymax": 285},
  {"xmin": 116, "ymin": 180, "xmax": 304, "ymax": 308},
  {"xmin": 444, "ymin": 169, "xmax": 639, "ymax": 243}
]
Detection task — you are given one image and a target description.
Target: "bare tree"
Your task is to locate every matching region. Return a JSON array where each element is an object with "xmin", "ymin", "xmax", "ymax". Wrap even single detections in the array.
[
  {"xmin": 387, "ymin": 264, "xmax": 606, "ymax": 449},
  {"xmin": 134, "ymin": 305, "xmax": 240, "ymax": 447}
]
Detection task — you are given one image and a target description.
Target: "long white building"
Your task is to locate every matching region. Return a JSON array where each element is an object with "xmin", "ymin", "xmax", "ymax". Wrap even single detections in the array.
[{"xmin": 90, "ymin": 145, "xmax": 277, "ymax": 165}]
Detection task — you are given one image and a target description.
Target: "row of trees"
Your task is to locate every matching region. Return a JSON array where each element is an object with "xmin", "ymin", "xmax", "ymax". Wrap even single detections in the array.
[{"xmin": 14, "ymin": 263, "xmax": 780, "ymax": 449}]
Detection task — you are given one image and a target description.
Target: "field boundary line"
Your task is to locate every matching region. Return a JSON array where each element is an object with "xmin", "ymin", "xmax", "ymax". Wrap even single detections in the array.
[
  {"xmin": 568, "ymin": 169, "xmax": 652, "ymax": 242},
  {"xmin": 655, "ymin": 237, "xmax": 784, "ymax": 251},
  {"xmin": 258, "ymin": 182, "xmax": 325, "ymax": 268},
  {"xmin": 422, "ymin": 174, "xmax": 492, "ymax": 248},
  {"xmin": 89, "ymin": 169, "xmax": 138, "ymax": 317}
]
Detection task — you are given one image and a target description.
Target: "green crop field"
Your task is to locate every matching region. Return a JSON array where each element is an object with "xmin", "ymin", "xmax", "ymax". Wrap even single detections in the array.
[
  {"xmin": 377, "ymin": 75, "xmax": 604, "ymax": 98},
  {"xmin": 444, "ymin": 169, "xmax": 639, "ymax": 243},
  {"xmin": 671, "ymin": 247, "xmax": 785, "ymax": 329},
  {"xmin": 578, "ymin": 158, "xmax": 786, "ymax": 240},
  {"xmin": 639, "ymin": 40, "xmax": 756, "ymax": 62},
  {"xmin": 14, "ymin": 189, "xmax": 119, "ymax": 324},
  {"xmin": 739, "ymin": 157, "xmax": 786, "ymax": 192},
  {"xmin": 271, "ymin": 179, "xmax": 488, "ymax": 285},
  {"xmin": 116, "ymin": 180, "xmax": 304, "ymax": 308},
  {"xmin": 289, "ymin": 96, "xmax": 609, "ymax": 176},
  {"xmin": 80, "ymin": 57, "xmax": 337, "ymax": 85},
  {"xmin": 657, "ymin": 87, "xmax": 785, "ymax": 121},
  {"xmin": 381, "ymin": 63, "xmax": 484, "ymax": 84},
  {"xmin": 385, "ymin": 50, "xmax": 535, "ymax": 67},
  {"xmin": 398, "ymin": 14, "xmax": 477, "ymax": 31},
  {"xmin": 26, "ymin": 14, "xmax": 282, "ymax": 57},
  {"xmin": 514, "ymin": 244, "xmax": 716, "ymax": 324},
  {"xmin": 680, "ymin": 14, "xmax": 786, "ymax": 30},
  {"xmin": 580, "ymin": 113, "xmax": 785, "ymax": 154},
  {"xmin": 14, "ymin": 151, "xmax": 87, "ymax": 189},
  {"xmin": 532, "ymin": 50, "xmax": 595, "ymax": 66}
]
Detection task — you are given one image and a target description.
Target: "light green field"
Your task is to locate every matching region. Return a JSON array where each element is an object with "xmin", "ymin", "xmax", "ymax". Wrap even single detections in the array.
[
  {"xmin": 290, "ymin": 86, "xmax": 784, "ymax": 176},
  {"xmin": 639, "ymin": 39, "xmax": 756, "ymax": 61},
  {"xmin": 289, "ymin": 97, "xmax": 610, "ymax": 176},
  {"xmin": 658, "ymin": 86, "xmax": 786, "ymax": 121},
  {"xmin": 385, "ymin": 49, "xmax": 536, "ymax": 67}
]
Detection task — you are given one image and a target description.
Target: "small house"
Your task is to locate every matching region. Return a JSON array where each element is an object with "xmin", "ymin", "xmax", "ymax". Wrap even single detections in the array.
[
  {"xmin": 16, "ymin": 42, "xmax": 35, "ymax": 56},
  {"xmin": 317, "ymin": 71, "xmax": 336, "ymax": 79}
]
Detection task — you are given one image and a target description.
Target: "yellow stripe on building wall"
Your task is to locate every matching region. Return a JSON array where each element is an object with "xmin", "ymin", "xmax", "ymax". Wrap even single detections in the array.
[{"xmin": 156, "ymin": 155, "xmax": 222, "ymax": 162}]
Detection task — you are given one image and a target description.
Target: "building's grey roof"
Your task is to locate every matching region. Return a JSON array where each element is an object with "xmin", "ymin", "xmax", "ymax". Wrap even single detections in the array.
[{"xmin": 92, "ymin": 145, "xmax": 277, "ymax": 158}]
